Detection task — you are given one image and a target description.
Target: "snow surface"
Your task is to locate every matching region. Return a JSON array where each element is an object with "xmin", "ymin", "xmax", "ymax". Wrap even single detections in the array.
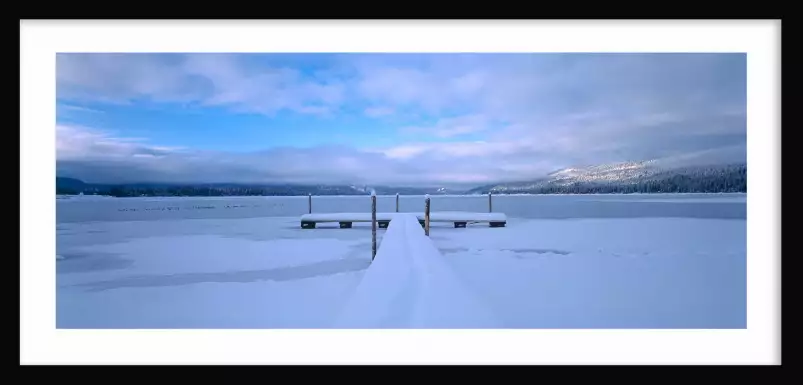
[
  {"xmin": 56, "ymin": 195, "xmax": 745, "ymax": 329},
  {"xmin": 431, "ymin": 217, "xmax": 746, "ymax": 328},
  {"xmin": 334, "ymin": 214, "xmax": 501, "ymax": 328},
  {"xmin": 57, "ymin": 217, "xmax": 377, "ymax": 328}
]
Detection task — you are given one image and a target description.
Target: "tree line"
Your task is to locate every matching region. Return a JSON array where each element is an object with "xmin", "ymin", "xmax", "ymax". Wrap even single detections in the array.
[
  {"xmin": 482, "ymin": 164, "xmax": 747, "ymax": 195},
  {"xmin": 56, "ymin": 185, "xmax": 368, "ymax": 197}
]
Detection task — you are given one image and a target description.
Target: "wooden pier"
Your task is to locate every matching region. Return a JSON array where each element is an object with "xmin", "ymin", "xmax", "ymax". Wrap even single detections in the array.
[{"xmin": 299, "ymin": 211, "xmax": 507, "ymax": 229}]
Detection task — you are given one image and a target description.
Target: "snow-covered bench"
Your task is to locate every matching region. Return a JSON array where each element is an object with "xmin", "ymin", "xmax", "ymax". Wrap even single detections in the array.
[{"xmin": 299, "ymin": 211, "xmax": 507, "ymax": 229}]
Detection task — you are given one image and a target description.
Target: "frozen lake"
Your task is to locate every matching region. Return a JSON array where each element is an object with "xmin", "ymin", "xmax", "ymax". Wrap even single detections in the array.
[
  {"xmin": 56, "ymin": 193, "xmax": 746, "ymax": 223},
  {"xmin": 56, "ymin": 193, "xmax": 747, "ymax": 329}
]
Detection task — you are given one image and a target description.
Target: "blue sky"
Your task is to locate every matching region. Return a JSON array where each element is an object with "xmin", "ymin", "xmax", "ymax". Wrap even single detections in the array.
[{"xmin": 56, "ymin": 53, "xmax": 746, "ymax": 187}]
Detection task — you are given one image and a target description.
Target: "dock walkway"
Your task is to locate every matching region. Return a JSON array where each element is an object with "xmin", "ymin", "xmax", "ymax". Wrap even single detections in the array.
[{"xmin": 332, "ymin": 213, "xmax": 501, "ymax": 328}]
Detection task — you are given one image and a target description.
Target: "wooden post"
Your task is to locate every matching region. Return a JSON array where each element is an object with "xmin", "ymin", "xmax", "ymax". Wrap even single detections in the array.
[
  {"xmin": 396, "ymin": 193, "xmax": 399, "ymax": 212},
  {"xmin": 424, "ymin": 194, "xmax": 431, "ymax": 236},
  {"xmin": 371, "ymin": 193, "xmax": 377, "ymax": 261},
  {"xmin": 308, "ymin": 193, "xmax": 312, "ymax": 214},
  {"xmin": 488, "ymin": 192, "xmax": 492, "ymax": 213}
]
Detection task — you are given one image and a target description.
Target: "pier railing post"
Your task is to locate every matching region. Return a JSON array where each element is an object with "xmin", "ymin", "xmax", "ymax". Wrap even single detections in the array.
[
  {"xmin": 424, "ymin": 194, "xmax": 431, "ymax": 236},
  {"xmin": 371, "ymin": 193, "xmax": 377, "ymax": 261},
  {"xmin": 396, "ymin": 193, "xmax": 399, "ymax": 213},
  {"xmin": 488, "ymin": 192, "xmax": 492, "ymax": 213},
  {"xmin": 308, "ymin": 193, "xmax": 312, "ymax": 214}
]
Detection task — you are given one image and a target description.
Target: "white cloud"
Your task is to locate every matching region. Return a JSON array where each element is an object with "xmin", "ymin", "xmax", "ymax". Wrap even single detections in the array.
[
  {"xmin": 56, "ymin": 125, "xmax": 560, "ymax": 187},
  {"xmin": 57, "ymin": 53, "xmax": 346, "ymax": 115},
  {"xmin": 382, "ymin": 140, "xmax": 531, "ymax": 160},
  {"xmin": 56, "ymin": 121, "xmax": 745, "ymax": 188},
  {"xmin": 57, "ymin": 104, "xmax": 105, "ymax": 114},
  {"xmin": 56, "ymin": 125, "xmax": 183, "ymax": 161},
  {"xmin": 352, "ymin": 59, "xmax": 490, "ymax": 115},
  {"xmin": 400, "ymin": 114, "xmax": 493, "ymax": 138}
]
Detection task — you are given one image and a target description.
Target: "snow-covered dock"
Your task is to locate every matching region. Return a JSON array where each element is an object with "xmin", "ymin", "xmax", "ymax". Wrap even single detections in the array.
[
  {"xmin": 299, "ymin": 211, "xmax": 507, "ymax": 229},
  {"xmin": 333, "ymin": 213, "xmax": 501, "ymax": 328}
]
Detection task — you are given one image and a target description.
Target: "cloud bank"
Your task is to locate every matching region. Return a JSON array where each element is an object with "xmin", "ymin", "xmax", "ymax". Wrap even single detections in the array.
[{"xmin": 56, "ymin": 53, "xmax": 747, "ymax": 186}]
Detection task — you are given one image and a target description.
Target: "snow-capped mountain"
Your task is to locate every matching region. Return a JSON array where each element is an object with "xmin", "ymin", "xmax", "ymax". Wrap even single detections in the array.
[
  {"xmin": 545, "ymin": 160, "xmax": 660, "ymax": 186},
  {"xmin": 466, "ymin": 161, "xmax": 746, "ymax": 194}
]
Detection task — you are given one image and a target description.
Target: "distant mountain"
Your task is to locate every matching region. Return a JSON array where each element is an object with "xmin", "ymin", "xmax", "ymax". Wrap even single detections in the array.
[
  {"xmin": 56, "ymin": 160, "xmax": 746, "ymax": 197},
  {"xmin": 56, "ymin": 177, "xmax": 88, "ymax": 191},
  {"xmin": 466, "ymin": 161, "xmax": 746, "ymax": 195},
  {"xmin": 55, "ymin": 178, "xmax": 457, "ymax": 197}
]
